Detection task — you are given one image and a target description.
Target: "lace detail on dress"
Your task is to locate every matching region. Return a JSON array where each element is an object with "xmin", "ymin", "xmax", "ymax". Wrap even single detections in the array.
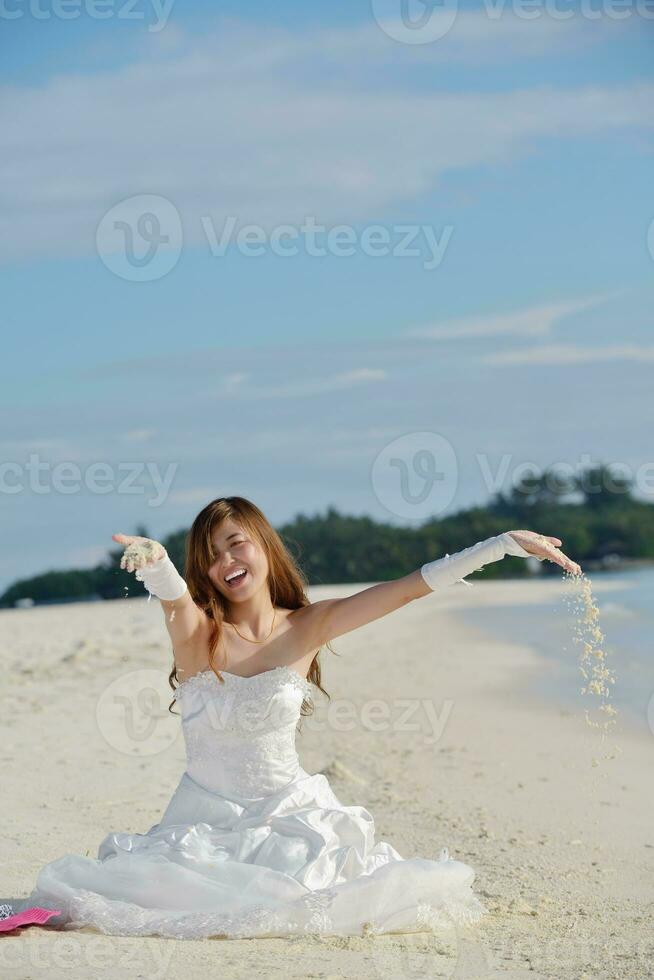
[
  {"xmin": 184, "ymin": 724, "xmax": 300, "ymax": 797},
  {"xmin": 294, "ymin": 888, "xmax": 338, "ymax": 933},
  {"xmin": 171, "ymin": 663, "xmax": 313, "ymax": 798},
  {"xmin": 37, "ymin": 881, "xmax": 486, "ymax": 940},
  {"xmin": 172, "ymin": 665, "xmax": 312, "ymax": 702},
  {"xmin": 54, "ymin": 889, "xmax": 307, "ymax": 940}
]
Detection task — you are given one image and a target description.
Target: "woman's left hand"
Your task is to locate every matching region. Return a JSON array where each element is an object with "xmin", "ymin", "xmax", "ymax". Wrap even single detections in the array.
[{"xmin": 507, "ymin": 530, "xmax": 582, "ymax": 576}]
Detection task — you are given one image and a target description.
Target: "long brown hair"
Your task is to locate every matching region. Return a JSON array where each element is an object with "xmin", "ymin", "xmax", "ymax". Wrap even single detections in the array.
[{"xmin": 167, "ymin": 496, "xmax": 335, "ymax": 719}]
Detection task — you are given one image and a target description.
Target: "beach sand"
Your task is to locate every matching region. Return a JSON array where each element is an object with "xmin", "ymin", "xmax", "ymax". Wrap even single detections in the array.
[{"xmin": 1, "ymin": 578, "xmax": 652, "ymax": 979}]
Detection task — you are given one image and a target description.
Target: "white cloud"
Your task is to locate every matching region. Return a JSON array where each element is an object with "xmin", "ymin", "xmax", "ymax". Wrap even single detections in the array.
[
  {"xmin": 2, "ymin": 21, "xmax": 652, "ymax": 262},
  {"xmin": 215, "ymin": 367, "xmax": 388, "ymax": 400},
  {"xmin": 223, "ymin": 373, "xmax": 250, "ymax": 389},
  {"xmin": 484, "ymin": 343, "xmax": 654, "ymax": 365},
  {"xmin": 403, "ymin": 293, "xmax": 616, "ymax": 340},
  {"xmin": 121, "ymin": 428, "xmax": 156, "ymax": 442},
  {"xmin": 138, "ymin": 12, "xmax": 633, "ymax": 69}
]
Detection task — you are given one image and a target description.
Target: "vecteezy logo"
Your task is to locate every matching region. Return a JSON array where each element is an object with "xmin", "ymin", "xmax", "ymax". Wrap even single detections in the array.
[
  {"xmin": 95, "ymin": 668, "xmax": 180, "ymax": 757},
  {"xmin": 371, "ymin": 0, "xmax": 458, "ymax": 44},
  {"xmin": 370, "ymin": 431, "xmax": 458, "ymax": 520},
  {"xmin": 96, "ymin": 194, "xmax": 183, "ymax": 281}
]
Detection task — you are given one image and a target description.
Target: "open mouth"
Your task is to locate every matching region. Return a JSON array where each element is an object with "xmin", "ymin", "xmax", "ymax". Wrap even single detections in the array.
[{"xmin": 224, "ymin": 568, "xmax": 248, "ymax": 589}]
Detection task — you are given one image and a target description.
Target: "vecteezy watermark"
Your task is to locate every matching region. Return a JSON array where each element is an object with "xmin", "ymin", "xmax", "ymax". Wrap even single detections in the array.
[
  {"xmin": 0, "ymin": 455, "xmax": 178, "ymax": 508},
  {"xmin": 477, "ymin": 454, "xmax": 654, "ymax": 500},
  {"xmin": 368, "ymin": 923, "xmax": 547, "ymax": 978},
  {"xmin": 95, "ymin": 672, "xmax": 455, "ymax": 759},
  {"xmin": 96, "ymin": 194, "xmax": 183, "ymax": 281},
  {"xmin": 371, "ymin": 437, "xmax": 654, "ymax": 519},
  {"xmin": 0, "ymin": 933, "xmax": 175, "ymax": 977},
  {"xmin": 368, "ymin": 904, "xmax": 649, "ymax": 977},
  {"xmin": 170, "ymin": 687, "xmax": 455, "ymax": 747},
  {"xmin": 95, "ymin": 194, "xmax": 454, "ymax": 281},
  {"xmin": 96, "ymin": 668, "xmax": 180, "ymax": 757},
  {"xmin": 371, "ymin": 0, "xmax": 459, "ymax": 44},
  {"xmin": 648, "ymin": 217, "xmax": 654, "ymax": 264},
  {"xmin": 371, "ymin": 431, "xmax": 459, "ymax": 520},
  {"xmin": 371, "ymin": 0, "xmax": 654, "ymax": 46},
  {"xmin": 302, "ymin": 695, "xmax": 455, "ymax": 745},
  {"xmin": 201, "ymin": 216, "xmax": 453, "ymax": 271},
  {"xmin": 0, "ymin": 0, "xmax": 175, "ymax": 30}
]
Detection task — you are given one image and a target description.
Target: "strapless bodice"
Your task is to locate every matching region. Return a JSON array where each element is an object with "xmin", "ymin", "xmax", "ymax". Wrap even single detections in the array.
[{"xmin": 171, "ymin": 666, "xmax": 312, "ymax": 800}]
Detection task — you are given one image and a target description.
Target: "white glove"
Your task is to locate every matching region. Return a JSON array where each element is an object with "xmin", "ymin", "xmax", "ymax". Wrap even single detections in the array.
[
  {"xmin": 420, "ymin": 532, "xmax": 542, "ymax": 591},
  {"xmin": 113, "ymin": 534, "xmax": 188, "ymax": 601},
  {"xmin": 135, "ymin": 552, "xmax": 188, "ymax": 601}
]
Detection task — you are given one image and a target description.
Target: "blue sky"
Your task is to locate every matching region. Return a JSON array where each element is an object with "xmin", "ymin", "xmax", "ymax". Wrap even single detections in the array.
[{"xmin": 1, "ymin": 0, "xmax": 653, "ymax": 591}]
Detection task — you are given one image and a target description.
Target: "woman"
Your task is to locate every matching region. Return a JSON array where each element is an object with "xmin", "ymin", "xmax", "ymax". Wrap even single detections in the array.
[{"xmin": 22, "ymin": 496, "xmax": 581, "ymax": 939}]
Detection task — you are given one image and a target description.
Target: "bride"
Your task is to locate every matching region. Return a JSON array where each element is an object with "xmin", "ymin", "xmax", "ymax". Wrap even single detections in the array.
[{"xmin": 22, "ymin": 495, "xmax": 580, "ymax": 939}]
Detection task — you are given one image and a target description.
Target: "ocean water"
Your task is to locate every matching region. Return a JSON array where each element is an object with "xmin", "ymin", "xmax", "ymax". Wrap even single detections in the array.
[{"xmin": 461, "ymin": 566, "xmax": 654, "ymax": 738}]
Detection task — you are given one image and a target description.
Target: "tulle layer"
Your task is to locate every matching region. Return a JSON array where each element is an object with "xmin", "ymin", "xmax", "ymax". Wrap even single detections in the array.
[{"xmin": 26, "ymin": 769, "xmax": 488, "ymax": 940}]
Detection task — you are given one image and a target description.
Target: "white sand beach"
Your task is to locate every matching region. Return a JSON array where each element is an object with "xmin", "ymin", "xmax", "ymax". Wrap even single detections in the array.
[{"xmin": 1, "ymin": 577, "xmax": 652, "ymax": 979}]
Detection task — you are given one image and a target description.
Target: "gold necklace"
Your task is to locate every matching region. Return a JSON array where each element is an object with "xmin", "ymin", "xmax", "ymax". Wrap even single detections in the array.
[{"xmin": 228, "ymin": 608, "xmax": 277, "ymax": 643}]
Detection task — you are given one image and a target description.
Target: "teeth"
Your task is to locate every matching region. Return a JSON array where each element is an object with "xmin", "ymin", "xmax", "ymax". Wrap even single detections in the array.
[{"xmin": 225, "ymin": 569, "xmax": 246, "ymax": 582}]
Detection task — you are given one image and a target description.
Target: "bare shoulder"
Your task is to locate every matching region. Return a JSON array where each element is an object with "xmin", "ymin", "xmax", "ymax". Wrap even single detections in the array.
[
  {"xmin": 286, "ymin": 600, "xmax": 331, "ymax": 645},
  {"xmin": 284, "ymin": 602, "xmax": 331, "ymax": 672},
  {"xmin": 288, "ymin": 599, "xmax": 335, "ymax": 638},
  {"xmin": 288, "ymin": 599, "xmax": 332, "ymax": 624}
]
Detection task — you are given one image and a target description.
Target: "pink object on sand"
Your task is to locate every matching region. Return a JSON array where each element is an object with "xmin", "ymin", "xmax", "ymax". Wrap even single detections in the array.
[{"xmin": 0, "ymin": 907, "xmax": 61, "ymax": 933}]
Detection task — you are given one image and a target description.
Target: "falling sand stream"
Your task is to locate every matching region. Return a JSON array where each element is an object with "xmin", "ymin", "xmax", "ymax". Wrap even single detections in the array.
[{"xmin": 562, "ymin": 570, "xmax": 622, "ymax": 771}]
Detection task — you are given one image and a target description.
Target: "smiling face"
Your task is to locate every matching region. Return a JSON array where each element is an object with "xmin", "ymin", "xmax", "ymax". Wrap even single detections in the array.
[{"xmin": 207, "ymin": 517, "xmax": 270, "ymax": 602}]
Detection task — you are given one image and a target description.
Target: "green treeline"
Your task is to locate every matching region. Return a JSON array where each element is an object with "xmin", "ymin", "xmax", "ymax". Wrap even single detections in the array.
[{"xmin": 2, "ymin": 464, "xmax": 652, "ymax": 607}]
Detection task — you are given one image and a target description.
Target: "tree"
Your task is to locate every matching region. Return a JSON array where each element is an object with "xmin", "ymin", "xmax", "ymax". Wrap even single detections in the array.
[{"xmin": 574, "ymin": 464, "xmax": 634, "ymax": 510}]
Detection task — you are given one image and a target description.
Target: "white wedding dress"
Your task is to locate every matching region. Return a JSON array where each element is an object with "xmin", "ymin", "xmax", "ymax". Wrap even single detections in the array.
[{"xmin": 25, "ymin": 664, "xmax": 488, "ymax": 939}]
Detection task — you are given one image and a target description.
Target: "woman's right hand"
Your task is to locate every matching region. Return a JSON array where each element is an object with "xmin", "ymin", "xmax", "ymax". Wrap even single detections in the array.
[{"xmin": 111, "ymin": 534, "xmax": 166, "ymax": 574}]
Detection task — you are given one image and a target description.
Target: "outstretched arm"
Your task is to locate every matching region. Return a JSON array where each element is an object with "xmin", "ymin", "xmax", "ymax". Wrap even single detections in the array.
[
  {"xmin": 306, "ymin": 530, "xmax": 581, "ymax": 647},
  {"xmin": 112, "ymin": 534, "xmax": 208, "ymax": 653}
]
